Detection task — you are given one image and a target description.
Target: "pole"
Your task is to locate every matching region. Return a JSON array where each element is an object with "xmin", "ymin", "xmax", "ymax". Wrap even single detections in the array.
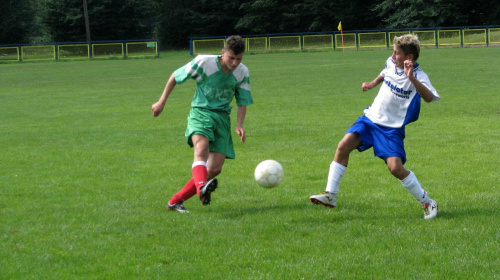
[
  {"xmin": 341, "ymin": 29, "xmax": 344, "ymax": 51},
  {"xmin": 338, "ymin": 21, "xmax": 344, "ymax": 51},
  {"xmin": 83, "ymin": 0, "xmax": 91, "ymax": 57}
]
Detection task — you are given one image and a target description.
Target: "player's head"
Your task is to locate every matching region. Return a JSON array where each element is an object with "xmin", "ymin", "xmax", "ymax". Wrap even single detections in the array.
[
  {"xmin": 224, "ymin": 35, "xmax": 245, "ymax": 55},
  {"xmin": 393, "ymin": 34, "xmax": 420, "ymax": 61},
  {"xmin": 221, "ymin": 35, "xmax": 245, "ymax": 71}
]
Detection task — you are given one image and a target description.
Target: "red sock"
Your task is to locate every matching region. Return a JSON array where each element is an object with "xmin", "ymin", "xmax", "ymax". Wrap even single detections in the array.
[
  {"xmin": 169, "ymin": 178, "xmax": 196, "ymax": 205},
  {"xmin": 192, "ymin": 164, "xmax": 208, "ymax": 195}
]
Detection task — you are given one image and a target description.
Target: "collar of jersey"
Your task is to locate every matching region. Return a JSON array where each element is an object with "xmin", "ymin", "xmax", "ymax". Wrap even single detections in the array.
[
  {"xmin": 395, "ymin": 62, "xmax": 420, "ymax": 76},
  {"xmin": 216, "ymin": 55, "xmax": 233, "ymax": 74}
]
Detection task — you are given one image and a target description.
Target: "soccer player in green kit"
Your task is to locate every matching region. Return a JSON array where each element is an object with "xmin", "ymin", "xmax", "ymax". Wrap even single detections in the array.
[{"xmin": 152, "ymin": 35, "xmax": 253, "ymax": 213}]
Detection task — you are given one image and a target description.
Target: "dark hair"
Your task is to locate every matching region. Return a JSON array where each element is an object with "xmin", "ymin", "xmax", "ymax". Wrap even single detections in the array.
[{"xmin": 225, "ymin": 35, "xmax": 245, "ymax": 55}]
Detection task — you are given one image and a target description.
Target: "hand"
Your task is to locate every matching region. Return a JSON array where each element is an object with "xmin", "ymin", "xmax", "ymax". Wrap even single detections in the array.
[
  {"xmin": 235, "ymin": 127, "xmax": 246, "ymax": 143},
  {"xmin": 151, "ymin": 101, "xmax": 164, "ymax": 117},
  {"xmin": 362, "ymin": 82, "xmax": 372, "ymax": 91},
  {"xmin": 404, "ymin": 59, "xmax": 414, "ymax": 77}
]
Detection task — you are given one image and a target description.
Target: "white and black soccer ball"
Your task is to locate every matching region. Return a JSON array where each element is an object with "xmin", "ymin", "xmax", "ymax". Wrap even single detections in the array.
[{"xmin": 254, "ymin": 160, "xmax": 284, "ymax": 188}]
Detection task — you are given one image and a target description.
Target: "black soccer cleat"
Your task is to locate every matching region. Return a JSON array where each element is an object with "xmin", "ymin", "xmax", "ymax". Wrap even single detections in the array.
[{"xmin": 199, "ymin": 178, "xmax": 218, "ymax": 205}]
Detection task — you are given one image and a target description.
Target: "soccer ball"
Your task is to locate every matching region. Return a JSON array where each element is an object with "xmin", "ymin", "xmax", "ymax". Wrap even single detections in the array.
[{"xmin": 254, "ymin": 160, "xmax": 284, "ymax": 188}]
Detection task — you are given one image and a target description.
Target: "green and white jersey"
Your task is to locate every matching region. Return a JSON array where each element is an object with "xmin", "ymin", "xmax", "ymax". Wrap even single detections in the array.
[{"xmin": 174, "ymin": 55, "xmax": 253, "ymax": 113}]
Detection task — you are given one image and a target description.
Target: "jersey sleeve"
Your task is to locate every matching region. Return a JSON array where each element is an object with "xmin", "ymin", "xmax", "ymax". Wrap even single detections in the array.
[
  {"xmin": 416, "ymin": 71, "xmax": 440, "ymax": 102},
  {"xmin": 234, "ymin": 67, "xmax": 253, "ymax": 107},
  {"xmin": 173, "ymin": 56, "xmax": 204, "ymax": 84}
]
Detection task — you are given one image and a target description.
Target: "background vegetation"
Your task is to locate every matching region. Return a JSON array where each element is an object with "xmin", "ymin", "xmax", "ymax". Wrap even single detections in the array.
[
  {"xmin": 1, "ymin": 0, "xmax": 499, "ymax": 48},
  {"xmin": 1, "ymin": 47, "xmax": 499, "ymax": 279}
]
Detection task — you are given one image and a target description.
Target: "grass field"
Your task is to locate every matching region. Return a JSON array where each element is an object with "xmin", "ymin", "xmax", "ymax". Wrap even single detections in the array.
[{"xmin": 1, "ymin": 47, "xmax": 499, "ymax": 279}]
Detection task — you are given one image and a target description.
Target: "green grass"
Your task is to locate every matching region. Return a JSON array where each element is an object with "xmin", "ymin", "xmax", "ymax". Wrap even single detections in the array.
[{"xmin": 1, "ymin": 48, "xmax": 499, "ymax": 279}]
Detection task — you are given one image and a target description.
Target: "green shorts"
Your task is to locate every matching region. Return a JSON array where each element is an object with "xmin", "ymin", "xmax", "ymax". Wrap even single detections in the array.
[{"xmin": 185, "ymin": 107, "xmax": 235, "ymax": 159}]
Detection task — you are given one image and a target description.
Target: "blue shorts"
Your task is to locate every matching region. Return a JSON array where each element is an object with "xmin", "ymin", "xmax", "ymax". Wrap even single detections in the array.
[{"xmin": 346, "ymin": 116, "xmax": 407, "ymax": 164}]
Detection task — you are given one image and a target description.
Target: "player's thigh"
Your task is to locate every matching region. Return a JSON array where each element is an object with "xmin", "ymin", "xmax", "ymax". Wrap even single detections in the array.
[
  {"xmin": 186, "ymin": 108, "xmax": 216, "ymax": 146},
  {"xmin": 191, "ymin": 134, "xmax": 210, "ymax": 161}
]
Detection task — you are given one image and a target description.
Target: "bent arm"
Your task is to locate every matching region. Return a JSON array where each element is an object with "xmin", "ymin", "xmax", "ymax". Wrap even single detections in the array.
[
  {"xmin": 362, "ymin": 75, "xmax": 384, "ymax": 91},
  {"xmin": 408, "ymin": 76, "xmax": 434, "ymax": 103}
]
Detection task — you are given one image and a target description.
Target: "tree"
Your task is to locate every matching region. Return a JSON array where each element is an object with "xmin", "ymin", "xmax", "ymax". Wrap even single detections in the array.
[
  {"xmin": 44, "ymin": 0, "xmax": 159, "ymax": 42},
  {"xmin": 0, "ymin": 0, "xmax": 38, "ymax": 44},
  {"xmin": 235, "ymin": 0, "xmax": 379, "ymax": 34},
  {"xmin": 87, "ymin": 0, "xmax": 159, "ymax": 40},
  {"xmin": 372, "ymin": 0, "xmax": 500, "ymax": 29},
  {"xmin": 157, "ymin": 0, "xmax": 244, "ymax": 48},
  {"xmin": 44, "ymin": 0, "xmax": 86, "ymax": 42},
  {"xmin": 3, "ymin": 0, "xmax": 499, "ymax": 47}
]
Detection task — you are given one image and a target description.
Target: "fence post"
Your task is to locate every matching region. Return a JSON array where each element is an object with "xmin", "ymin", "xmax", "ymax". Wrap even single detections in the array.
[
  {"xmin": 124, "ymin": 41, "xmax": 127, "ymax": 59},
  {"xmin": 460, "ymin": 28, "xmax": 464, "ymax": 47},
  {"xmin": 435, "ymin": 28, "xmax": 439, "ymax": 48},
  {"xmin": 486, "ymin": 27, "xmax": 489, "ymax": 46},
  {"xmin": 356, "ymin": 32, "xmax": 359, "ymax": 50},
  {"xmin": 385, "ymin": 30, "xmax": 389, "ymax": 49}
]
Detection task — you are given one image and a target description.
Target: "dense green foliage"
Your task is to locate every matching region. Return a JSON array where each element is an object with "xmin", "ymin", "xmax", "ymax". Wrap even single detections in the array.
[
  {"xmin": 0, "ymin": 0, "xmax": 39, "ymax": 44},
  {"xmin": 372, "ymin": 0, "xmax": 500, "ymax": 28},
  {"xmin": 44, "ymin": 0, "xmax": 159, "ymax": 42},
  {"xmin": 1, "ymin": 48, "xmax": 499, "ymax": 279},
  {"xmin": 1, "ymin": 0, "xmax": 499, "ymax": 47}
]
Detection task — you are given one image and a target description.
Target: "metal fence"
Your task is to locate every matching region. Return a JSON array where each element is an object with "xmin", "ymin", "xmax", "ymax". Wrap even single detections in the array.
[
  {"xmin": 190, "ymin": 26, "xmax": 500, "ymax": 55},
  {"xmin": 0, "ymin": 39, "xmax": 160, "ymax": 62}
]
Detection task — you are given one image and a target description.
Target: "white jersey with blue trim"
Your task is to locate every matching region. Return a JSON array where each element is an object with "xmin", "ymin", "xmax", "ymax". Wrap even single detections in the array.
[{"xmin": 364, "ymin": 57, "xmax": 440, "ymax": 128}]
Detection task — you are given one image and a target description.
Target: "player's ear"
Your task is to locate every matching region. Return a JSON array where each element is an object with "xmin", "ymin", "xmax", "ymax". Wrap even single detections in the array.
[{"xmin": 407, "ymin": 53, "xmax": 414, "ymax": 61}]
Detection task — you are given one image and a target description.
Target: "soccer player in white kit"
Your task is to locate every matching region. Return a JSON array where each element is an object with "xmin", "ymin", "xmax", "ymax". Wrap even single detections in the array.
[{"xmin": 310, "ymin": 34, "xmax": 440, "ymax": 219}]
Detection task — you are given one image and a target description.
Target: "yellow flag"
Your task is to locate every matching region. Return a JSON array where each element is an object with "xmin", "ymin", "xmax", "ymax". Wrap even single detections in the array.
[{"xmin": 338, "ymin": 21, "xmax": 342, "ymax": 31}]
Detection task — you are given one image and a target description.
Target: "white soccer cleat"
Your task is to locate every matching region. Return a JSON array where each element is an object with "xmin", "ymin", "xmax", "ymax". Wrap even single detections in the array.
[
  {"xmin": 422, "ymin": 199, "xmax": 438, "ymax": 219},
  {"xmin": 310, "ymin": 191, "xmax": 337, "ymax": 208}
]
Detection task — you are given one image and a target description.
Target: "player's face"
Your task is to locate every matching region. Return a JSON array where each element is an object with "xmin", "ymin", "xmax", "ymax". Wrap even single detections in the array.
[
  {"xmin": 391, "ymin": 46, "xmax": 411, "ymax": 68},
  {"xmin": 221, "ymin": 49, "xmax": 243, "ymax": 71}
]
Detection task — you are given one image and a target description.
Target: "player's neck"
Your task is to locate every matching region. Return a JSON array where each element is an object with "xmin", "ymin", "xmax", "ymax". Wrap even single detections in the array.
[{"xmin": 218, "ymin": 56, "xmax": 231, "ymax": 73}]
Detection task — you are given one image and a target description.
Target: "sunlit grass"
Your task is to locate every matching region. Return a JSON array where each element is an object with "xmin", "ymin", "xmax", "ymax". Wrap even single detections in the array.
[{"xmin": 1, "ymin": 47, "xmax": 499, "ymax": 279}]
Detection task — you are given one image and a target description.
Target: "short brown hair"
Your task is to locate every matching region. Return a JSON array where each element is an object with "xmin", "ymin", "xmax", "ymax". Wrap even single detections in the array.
[
  {"xmin": 394, "ymin": 34, "xmax": 420, "ymax": 61},
  {"xmin": 225, "ymin": 35, "xmax": 245, "ymax": 55}
]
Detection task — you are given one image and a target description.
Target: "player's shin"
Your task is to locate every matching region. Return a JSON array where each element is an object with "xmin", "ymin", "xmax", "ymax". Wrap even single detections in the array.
[
  {"xmin": 192, "ymin": 161, "xmax": 208, "ymax": 195},
  {"xmin": 169, "ymin": 178, "xmax": 197, "ymax": 205},
  {"xmin": 399, "ymin": 171, "xmax": 432, "ymax": 204},
  {"xmin": 325, "ymin": 161, "xmax": 347, "ymax": 194}
]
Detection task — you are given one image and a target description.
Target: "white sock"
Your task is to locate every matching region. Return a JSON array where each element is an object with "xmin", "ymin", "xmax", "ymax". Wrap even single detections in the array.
[
  {"xmin": 399, "ymin": 171, "xmax": 431, "ymax": 204},
  {"xmin": 325, "ymin": 161, "xmax": 347, "ymax": 194},
  {"xmin": 192, "ymin": 161, "xmax": 207, "ymax": 168}
]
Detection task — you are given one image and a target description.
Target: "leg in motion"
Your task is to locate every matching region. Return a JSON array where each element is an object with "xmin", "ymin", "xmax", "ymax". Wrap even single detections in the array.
[
  {"xmin": 310, "ymin": 133, "xmax": 360, "ymax": 208},
  {"xmin": 388, "ymin": 157, "xmax": 438, "ymax": 219}
]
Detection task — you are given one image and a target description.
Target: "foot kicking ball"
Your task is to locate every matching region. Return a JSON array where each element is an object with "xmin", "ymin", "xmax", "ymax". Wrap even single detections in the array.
[{"xmin": 254, "ymin": 160, "xmax": 284, "ymax": 188}]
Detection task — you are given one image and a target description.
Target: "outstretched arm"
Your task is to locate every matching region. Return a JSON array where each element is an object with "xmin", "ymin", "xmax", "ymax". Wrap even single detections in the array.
[
  {"xmin": 235, "ymin": 105, "xmax": 247, "ymax": 143},
  {"xmin": 362, "ymin": 75, "xmax": 384, "ymax": 91},
  {"xmin": 152, "ymin": 73, "xmax": 177, "ymax": 117}
]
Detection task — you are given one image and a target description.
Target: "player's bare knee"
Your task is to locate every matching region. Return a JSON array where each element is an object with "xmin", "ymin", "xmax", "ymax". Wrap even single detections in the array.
[
  {"xmin": 387, "ymin": 164, "xmax": 406, "ymax": 179},
  {"xmin": 336, "ymin": 141, "xmax": 353, "ymax": 157},
  {"xmin": 208, "ymin": 168, "xmax": 222, "ymax": 178}
]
